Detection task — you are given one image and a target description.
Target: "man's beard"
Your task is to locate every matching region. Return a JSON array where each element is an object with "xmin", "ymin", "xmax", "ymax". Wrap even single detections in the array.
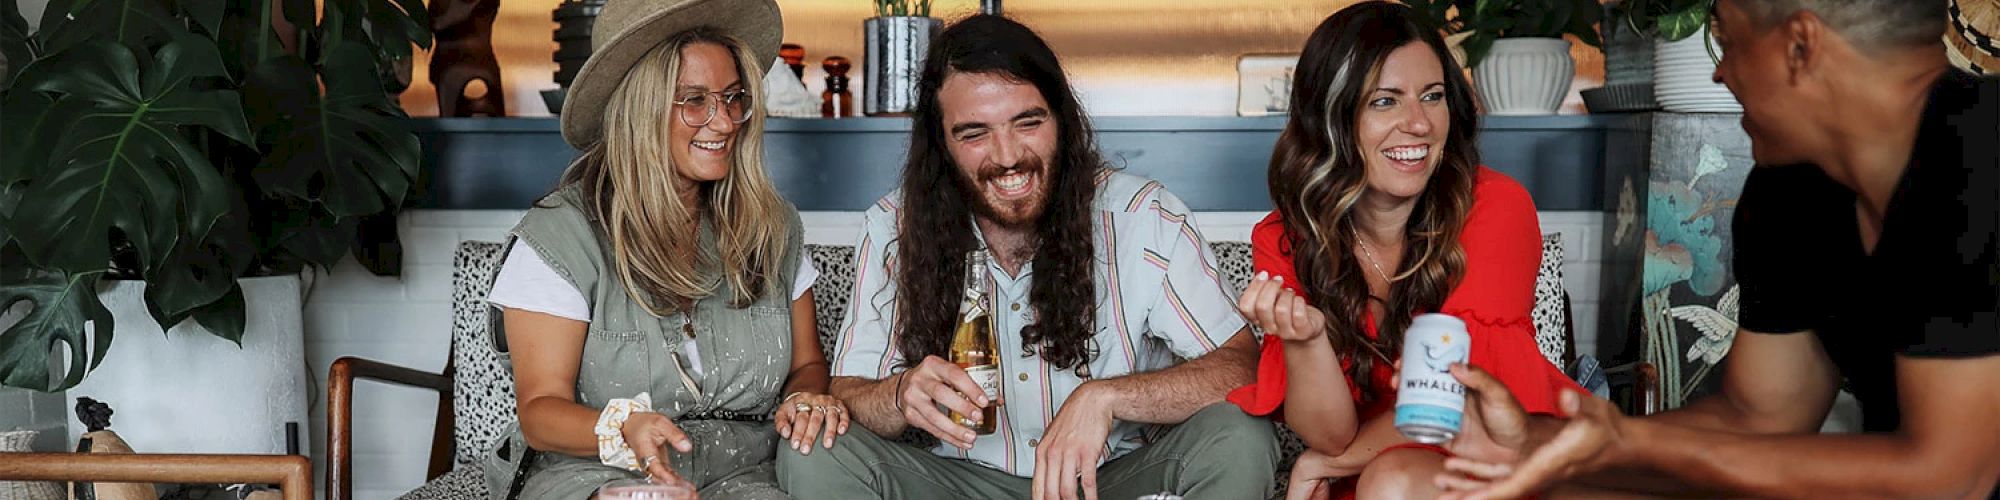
[{"xmin": 955, "ymin": 153, "xmax": 1052, "ymax": 230}]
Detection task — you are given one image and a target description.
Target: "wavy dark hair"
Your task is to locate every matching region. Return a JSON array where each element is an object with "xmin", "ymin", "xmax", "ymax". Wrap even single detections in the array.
[
  {"xmin": 891, "ymin": 14, "xmax": 1104, "ymax": 371},
  {"xmin": 1269, "ymin": 1, "xmax": 1480, "ymax": 403}
]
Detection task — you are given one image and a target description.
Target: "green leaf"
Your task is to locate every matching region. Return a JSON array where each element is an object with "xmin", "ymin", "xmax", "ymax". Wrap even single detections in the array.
[
  {"xmin": 0, "ymin": 244, "xmax": 110, "ymax": 392},
  {"xmin": 178, "ymin": 0, "xmax": 225, "ymax": 37},
  {"xmin": 0, "ymin": 91, "xmax": 63, "ymax": 185},
  {"xmin": 142, "ymin": 206, "xmax": 248, "ymax": 331},
  {"xmin": 1658, "ymin": 7, "xmax": 1706, "ymax": 41},
  {"xmin": 274, "ymin": 207, "xmax": 355, "ymax": 269},
  {"xmin": 247, "ymin": 43, "xmax": 417, "ymax": 219},
  {"xmin": 2, "ymin": 0, "xmax": 36, "ymax": 86},
  {"xmin": 355, "ymin": 0, "xmax": 430, "ymax": 60},
  {"xmin": 1568, "ymin": 0, "xmax": 1603, "ymax": 47},
  {"xmin": 188, "ymin": 282, "xmax": 244, "ymax": 344},
  {"xmin": 1463, "ymin": 32, "xmax": 1495, "ymax": 68},
  {"xmin": 37, "ymin": 0, "xmax": 186, "ymax": 56},
  {"xmin": 9, "ymin": 38, "xmax": 246, "ymax": 275}
]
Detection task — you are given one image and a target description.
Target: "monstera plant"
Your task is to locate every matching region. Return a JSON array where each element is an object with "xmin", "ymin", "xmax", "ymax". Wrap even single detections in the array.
[{"xmin": 0, "ymin": 0, "xmax": 430, "ymax": 391}]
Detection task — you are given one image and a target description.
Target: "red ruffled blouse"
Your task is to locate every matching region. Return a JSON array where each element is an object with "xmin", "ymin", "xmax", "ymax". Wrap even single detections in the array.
[{"xmin": 1226, "ymin": 167, "xmax": 1583, "ymax": 422}]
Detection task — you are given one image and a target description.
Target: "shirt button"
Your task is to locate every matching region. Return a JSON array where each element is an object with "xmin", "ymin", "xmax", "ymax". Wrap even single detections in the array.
[
  {"xmin": 1018, "ymin": 373, "xmax": 1029, "ymax": 381},
  {"xmin": 1028, "ymin": 438, "xmax": 1040, "ymax": 447},
  {"xmin": 1011, "ymin": 303, "xmax": 1021, "ymax": 312}
]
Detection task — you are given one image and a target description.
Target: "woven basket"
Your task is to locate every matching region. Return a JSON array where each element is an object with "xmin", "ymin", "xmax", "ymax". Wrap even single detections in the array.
[{"xmin": 0, "ymin": 430, "xmax": 62, "ymax": 500}]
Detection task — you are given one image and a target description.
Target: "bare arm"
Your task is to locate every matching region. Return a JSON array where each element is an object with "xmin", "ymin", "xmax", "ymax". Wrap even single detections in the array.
[
  {"xmin": 503, "ymin": 308, "xmax": 603, "ymax": 457},
  {"xmin": 1088, "ymin": 328, "xmax": 1259, "ymax": 424},
  {"xmin": 829, "ymin": 374, "xmax": 908, "ymax": 437},
  {"xmin": 1615, "ymin": 354, "xmax": 2000, "ymax": 498},
  {"xmin": 1279, "ymin": 333, "xmax": 1358, "ymax": 452},
  {"xmin": 782, "ymin": 293, "xmax": 830, "ymax": 396},
  {"xmin": 1534, "ymin": 329, "xmax": 1842, "ymax": 494},
  {"xmin": 1646, "ymin": 328, "xmax": 1842, "ymax": 434}
]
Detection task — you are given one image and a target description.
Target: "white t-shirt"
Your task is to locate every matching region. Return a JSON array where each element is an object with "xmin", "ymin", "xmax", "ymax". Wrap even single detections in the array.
[{"xmin": 488, "ymin": 239, "xmax": 818, "ymax": 377}]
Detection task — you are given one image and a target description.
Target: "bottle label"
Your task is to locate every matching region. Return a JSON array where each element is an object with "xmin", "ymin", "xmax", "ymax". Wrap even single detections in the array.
[
  {"xmin": 964, "ymin": 365, "xmax": 1000, "ymax": 400},
  {"xmin": 1395, "ymin": 314, "xmax": 1469, "ymax": 434}
]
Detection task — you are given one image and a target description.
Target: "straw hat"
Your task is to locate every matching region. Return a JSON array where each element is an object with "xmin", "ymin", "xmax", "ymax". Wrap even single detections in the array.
[
  {"xmin": 560, "ymin": 0, "xmax": 783, "ymax": 148},
  {"xmin": 1948, "ymin": 0, "xmax": 1998, "ymax": 74}
]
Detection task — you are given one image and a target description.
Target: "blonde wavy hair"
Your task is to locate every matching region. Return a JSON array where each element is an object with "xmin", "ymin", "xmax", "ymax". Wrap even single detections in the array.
[{"xmin": 556, "ymin": 28, "xmax": 788, "ymax": 315}]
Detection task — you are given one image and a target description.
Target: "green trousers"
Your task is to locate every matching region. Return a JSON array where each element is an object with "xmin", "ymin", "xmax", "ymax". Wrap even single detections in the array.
[{"xmin": 777, "ymin": 403, "xmax": 1278, "ymax": 500}]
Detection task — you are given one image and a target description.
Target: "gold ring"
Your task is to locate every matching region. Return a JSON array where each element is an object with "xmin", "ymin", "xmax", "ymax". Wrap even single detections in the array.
[
  {"xmin": 795, "ymin": 402, "xmax": 812, "ymax": 413},
  {"xmin": 642, "ymin": 455, "xmax": 658, "ymax": 468}
]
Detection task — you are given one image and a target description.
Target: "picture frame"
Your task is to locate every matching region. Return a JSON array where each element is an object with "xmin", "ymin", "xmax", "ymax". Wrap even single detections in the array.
[{"xmin": 1237, "ymin": 53, "xmax": 1299, "ymax": 116}]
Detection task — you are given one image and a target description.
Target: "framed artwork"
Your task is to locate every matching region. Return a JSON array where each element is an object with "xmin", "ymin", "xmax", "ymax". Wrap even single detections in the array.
[{"xmin": 1237, "ymin": 54, "xmax": 1298, "ymax": 116}]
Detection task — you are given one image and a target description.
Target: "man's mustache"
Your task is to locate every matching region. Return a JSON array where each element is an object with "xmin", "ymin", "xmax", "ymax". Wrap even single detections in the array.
[{"xmin": 973, "ymin": 155, "xmax": 1046, "ymax": 183}]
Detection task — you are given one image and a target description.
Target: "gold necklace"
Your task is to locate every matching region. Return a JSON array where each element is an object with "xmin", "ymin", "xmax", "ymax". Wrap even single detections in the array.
[{"xmin": 1356, "ymin": 237, "xmax": 1393, "ymax": 283}]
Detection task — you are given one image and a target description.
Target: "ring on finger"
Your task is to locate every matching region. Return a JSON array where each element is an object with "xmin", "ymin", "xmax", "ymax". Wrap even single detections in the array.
[
  {"xmin": 641, "ymin": 455, "xmax": 658, "ymax": 469},
  {"xmin": 795, "ymin": 402, "xmax": 812, "ymax": 413}
]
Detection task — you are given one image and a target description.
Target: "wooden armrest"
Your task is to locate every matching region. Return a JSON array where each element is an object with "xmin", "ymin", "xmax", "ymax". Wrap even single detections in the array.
[
  {"xmin": 1603, "ymin": 361, "xmax": 1661, "ymax": 416},
  {"xmin": 327, "ymin": 357, "xmax": 453, "ymax": 500},
  {"xmin": 0, "ymin": 452, "xmax": 310, "ymax": 500}
]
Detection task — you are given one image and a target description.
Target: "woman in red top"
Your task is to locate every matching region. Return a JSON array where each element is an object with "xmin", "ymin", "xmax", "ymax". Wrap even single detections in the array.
[{"xmin": 1225, "ymin": 3, "xmax": 1583, "ymax": 499}]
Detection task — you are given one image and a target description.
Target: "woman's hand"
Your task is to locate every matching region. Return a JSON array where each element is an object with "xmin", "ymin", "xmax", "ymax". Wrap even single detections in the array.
[
  {"xmin": 1237, "ymin": 272, "xmax": 1328, "ymax": 343},
  {"xmin": 775, "ymin": 392, "xmax": 851, "ymax": 454},
  {"xmin": 1286, "ymin": 448, "xmax": 1359, "ymax": 500},
  {"xmin": 621, "ymin": 412, "xmax": 694, "ymax": 483}
]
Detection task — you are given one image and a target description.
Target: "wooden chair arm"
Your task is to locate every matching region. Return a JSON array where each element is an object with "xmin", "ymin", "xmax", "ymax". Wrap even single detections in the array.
[
  {"xmin": 328, "ymin": 357, "xmax": 452, "ymax": 500},
  {"xmin": 0, "ymin": 452, "xmax": 311, "ymax": 500}
]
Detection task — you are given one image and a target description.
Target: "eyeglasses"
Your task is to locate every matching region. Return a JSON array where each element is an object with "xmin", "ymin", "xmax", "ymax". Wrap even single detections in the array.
[{"xmin": 673, "ymin": 89, "xmax": 752, "ymax": 127}]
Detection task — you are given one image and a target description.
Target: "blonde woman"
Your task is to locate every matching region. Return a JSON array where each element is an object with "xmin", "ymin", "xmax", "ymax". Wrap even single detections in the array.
[{"xmin": 480, "ymin": 0, "xmax": 843, "ymax": 498}]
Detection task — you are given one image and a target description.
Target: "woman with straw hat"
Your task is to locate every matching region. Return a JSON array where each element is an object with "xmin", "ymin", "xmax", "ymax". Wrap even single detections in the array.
[{"xmin": 481, "ymin": 0, "xmax": 844, "ymax": 498}]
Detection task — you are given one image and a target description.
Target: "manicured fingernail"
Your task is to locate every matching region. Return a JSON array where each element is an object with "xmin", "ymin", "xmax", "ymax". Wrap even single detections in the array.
[
  {"xmin": 1273, "ymin": 275, "xmax": 1283, "ymax": 283},
  {"xmin": 1256, "ymin": 271, "xmax": 1268, "ymax": 280}
]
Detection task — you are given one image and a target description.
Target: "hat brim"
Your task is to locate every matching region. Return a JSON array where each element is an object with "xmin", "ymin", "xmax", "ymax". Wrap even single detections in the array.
[{"xmin": 561, "ymin": 0, "xmax": 782, "ymax": 148}]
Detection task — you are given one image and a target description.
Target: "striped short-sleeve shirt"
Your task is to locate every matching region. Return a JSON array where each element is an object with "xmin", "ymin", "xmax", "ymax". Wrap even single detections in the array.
[{"xmin": 829, "ymin": 170, "xmax": 1249, "ymax": 477}]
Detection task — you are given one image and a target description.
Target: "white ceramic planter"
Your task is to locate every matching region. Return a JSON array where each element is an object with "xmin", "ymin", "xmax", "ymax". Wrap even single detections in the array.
[
  {"xmin": 1474, "ymin": 38, "xmax": 1575, "ymax": 116},
  {"xmin": 1652, "ymin": 25, "xmax": 1742, "ymax": 113},
  {"xmin": 64, "ymin": 275, "xmax": 309, "ymax": 455}
]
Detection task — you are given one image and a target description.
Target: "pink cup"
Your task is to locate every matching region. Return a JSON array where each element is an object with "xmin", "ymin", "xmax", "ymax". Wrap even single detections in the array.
[{"xmin": 596, "ymin": 478, "xmax": 696, "ymax": 500}]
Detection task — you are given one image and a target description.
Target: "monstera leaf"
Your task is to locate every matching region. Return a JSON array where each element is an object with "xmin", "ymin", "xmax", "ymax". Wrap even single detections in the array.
[
  {"xmin": 0, "ymin": 244, "xmax": 112, "ymax": 391},
  {"xmin": 0, "ymin": 0, "xmax": 428, "ymax": 392},
  {"xmin": 1, "ymin": 0, "xmax": 34, "ymax": 86},
  {"xmin": 8, "ymin": 34, "xmax": 250, "ymax": 274},
  {"xmin": 0, "ymin": 33, "xmax": 253, "ymax": 389},
  {"xmin": 33, "ymin": 0, "xmax": 223, "ymax": 57},
  {"xmin": 244, "ymin": 42, "xmax": 417, "ymax": 268}
]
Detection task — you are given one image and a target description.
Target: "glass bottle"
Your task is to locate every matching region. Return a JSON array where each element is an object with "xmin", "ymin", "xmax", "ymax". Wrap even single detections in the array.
[{"xmin": 949, "ymin": 250, "xmax": 1001, "ymax": 434}]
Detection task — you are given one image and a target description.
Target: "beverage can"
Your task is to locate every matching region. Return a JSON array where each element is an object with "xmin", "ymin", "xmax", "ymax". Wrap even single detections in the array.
[{"xmin": 1394, "ymin": 313, "xmax": 1470, "ymax": 444}]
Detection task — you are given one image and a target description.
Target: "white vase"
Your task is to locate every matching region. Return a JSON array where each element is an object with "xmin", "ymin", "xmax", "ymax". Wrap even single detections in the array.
[
  {"xmin": 1474, "ymin": 38, "xmax": 1575, "ymax": 116},
  {"xmin": 64, "ymin": 275, "xmax": 310, "ymax": 456},
  {"xmin": 1652, "ymin": 25, "xmax": 1742, "ymax": 113}
]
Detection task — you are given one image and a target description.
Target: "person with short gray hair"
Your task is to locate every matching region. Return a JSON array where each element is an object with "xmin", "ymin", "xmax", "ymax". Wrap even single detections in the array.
[{"xmin": 1431, "ymin": 0, "xmax": 2000, "ymax": 498}]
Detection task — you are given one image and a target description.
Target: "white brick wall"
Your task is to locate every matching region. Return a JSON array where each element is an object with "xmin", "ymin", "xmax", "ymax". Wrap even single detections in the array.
[
  {"xmin": 309, "ymin": 209, "xmax": 1605, "ymax": 498},
  {"xmin": 0, "ymin": 385, "xmax": 69, "ymax": 452}
]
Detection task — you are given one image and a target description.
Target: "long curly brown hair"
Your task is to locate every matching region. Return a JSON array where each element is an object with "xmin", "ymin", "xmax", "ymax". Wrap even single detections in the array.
[
  {"xmin": 890, "ymin": 15, "xmax": 1104, "ymax": 371},
  {"xmin": 1269, "ymin": 2, "xmax": 1480, "ymax": 403}
]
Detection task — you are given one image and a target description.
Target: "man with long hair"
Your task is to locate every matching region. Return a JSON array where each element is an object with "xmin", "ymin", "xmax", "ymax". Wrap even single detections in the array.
[
  {"xmin": 1439, "ymin": 0, "xmax": 2000, "ymax": 498},
  {"xmin": 777, "ymin": 14, "xmax": 1277, "ymax": 500}
]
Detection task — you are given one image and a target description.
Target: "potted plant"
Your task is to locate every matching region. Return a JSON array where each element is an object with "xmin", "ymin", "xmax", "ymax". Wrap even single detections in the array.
[
  {"xmin": 863, "ymin": 0, "xmax": 939, "ymax": 116},
  {"xmin": 0, "ymin": 0, "xmax": 429, "ymax": 454},
  {"xmin": 1404, "ymin": 0, "xmax": 1603, "ymax": 115},
  {"xmin": 1614, "ymin": 0, "xmax": 1738, "ymax": 112}
]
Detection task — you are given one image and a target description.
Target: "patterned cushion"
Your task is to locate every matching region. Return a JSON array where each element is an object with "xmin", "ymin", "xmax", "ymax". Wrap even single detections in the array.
[
  {"xmin": 807, "ymin": 244, "xmax": 857, "ymax": 357},
  {"xmin": 437, "ymin": 237, "xmax": 1569, "ymax": 499},
  {"xmin": 396, "ymin": 468, "xmax": 485, "ymax": 500},
  {"xmin": 1531, "ymin": 234, "xmax": 1571, "ymax": 367},
  {"xmin": 450, "ymin": 241, "xmax": 519, "ymax": 468}
]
